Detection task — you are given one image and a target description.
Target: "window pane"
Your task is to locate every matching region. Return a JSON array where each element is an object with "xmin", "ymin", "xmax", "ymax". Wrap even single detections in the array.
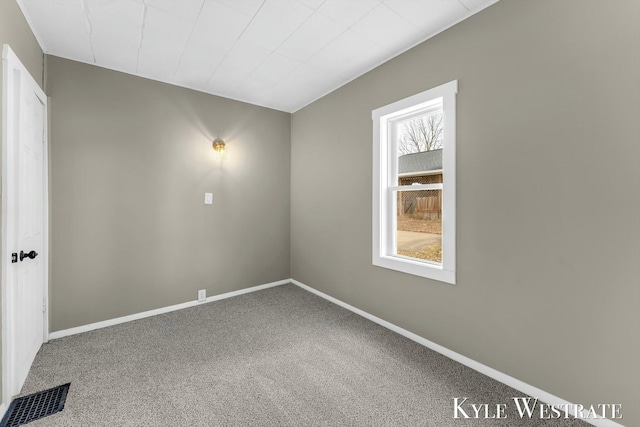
[
  {"xmin": 395, "ymin": 112, "xmax": 444, "ymax": 186},
  {"xmin": 396, "ymin": 189, "xmax": 442, "ymax": 264},
  {"xmin": 396, "ymin": 113, "xmax": 443, "ymax": 156}
]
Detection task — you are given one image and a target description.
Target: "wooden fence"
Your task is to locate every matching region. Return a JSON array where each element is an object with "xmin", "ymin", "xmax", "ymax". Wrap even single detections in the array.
[{"xmin": 399, "ymin": 190, "xmax": 441, "ymax": 220}]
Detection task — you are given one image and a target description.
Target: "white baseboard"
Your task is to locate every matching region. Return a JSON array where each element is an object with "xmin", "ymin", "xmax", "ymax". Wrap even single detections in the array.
[
  {"xmin": 47, "ymin": 279, "xmax": 290, "ymax": 340},
  {"xmin": 290, "ymin": 279, "xmax": 625, "ymax": 427},
  {"xmin": 44, "ymin": 278, "xmax": 625, "ymax": 427}
]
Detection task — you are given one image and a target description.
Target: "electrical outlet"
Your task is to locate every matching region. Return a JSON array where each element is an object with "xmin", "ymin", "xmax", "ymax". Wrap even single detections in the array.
[{"xmin": 198, "ymin": 289, "xmax": 206, "ymax": 302}]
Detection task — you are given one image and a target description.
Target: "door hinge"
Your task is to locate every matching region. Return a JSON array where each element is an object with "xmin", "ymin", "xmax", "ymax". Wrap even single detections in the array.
[{"xmin": 43, "ymin": 302, "xmax": 46, "ymax": 313}]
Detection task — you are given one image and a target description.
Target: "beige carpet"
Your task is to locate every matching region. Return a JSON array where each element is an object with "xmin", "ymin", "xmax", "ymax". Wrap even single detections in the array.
[{"xmin": 19, "ymin": 283, "xmax": 587, "ymax": 426}]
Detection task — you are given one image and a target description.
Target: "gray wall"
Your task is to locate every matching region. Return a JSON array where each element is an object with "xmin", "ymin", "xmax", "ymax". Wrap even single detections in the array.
[
  {"xmin": 0, "ymin": 1, "xmax": 43, "ymax": 87},
  {"xmin": 0, "ymin": 0, "xmax": 44, "ymax": 405},
  {"xmin": 46, "ymin": 56, "xmax": 291, "ymax": 332},
  {"xmin": 4, "ymin": 0, "xmax": 639, "ymax": 423},
  {"xmin": 291, "ymin": 1, "xmax": 639, "ymax": 424}
]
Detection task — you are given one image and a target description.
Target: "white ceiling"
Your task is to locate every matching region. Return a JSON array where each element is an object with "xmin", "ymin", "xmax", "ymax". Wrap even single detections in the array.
[{"xmin": 18, "ymin": 0, "xmax": 497, "ymax": 112}]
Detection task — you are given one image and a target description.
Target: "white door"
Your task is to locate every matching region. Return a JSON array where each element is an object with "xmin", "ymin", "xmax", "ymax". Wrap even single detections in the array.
[{"xmin": 2, "ymin": 45, "xmax": 48, "ymax": 403}]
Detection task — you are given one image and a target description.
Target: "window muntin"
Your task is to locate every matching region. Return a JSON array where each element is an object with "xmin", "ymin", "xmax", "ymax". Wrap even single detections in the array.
[{"xmin": 372, "ymin": 81, "xmax": 457, "ymax": 284}]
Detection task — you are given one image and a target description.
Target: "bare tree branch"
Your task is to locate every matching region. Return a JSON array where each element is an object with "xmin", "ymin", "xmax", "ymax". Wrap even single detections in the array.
[{"xmin": 397, "ymin": 114, "xmax": 443, "ymax": 155}]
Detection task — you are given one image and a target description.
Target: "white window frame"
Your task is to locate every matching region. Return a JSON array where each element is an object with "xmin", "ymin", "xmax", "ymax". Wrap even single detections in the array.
[{"xmin": 372, "ymin": 80, "xmax": 457, "ymax": 284}]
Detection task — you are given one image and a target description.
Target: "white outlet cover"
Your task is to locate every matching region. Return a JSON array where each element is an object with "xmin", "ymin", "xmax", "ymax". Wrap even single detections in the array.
[
  {"xmin": 204, "ymin": 193, "xmax": 213, "ymax": 205},
  {"xmin": 198, "ymin": 289, "xmax": 206, "ymax": 302}
]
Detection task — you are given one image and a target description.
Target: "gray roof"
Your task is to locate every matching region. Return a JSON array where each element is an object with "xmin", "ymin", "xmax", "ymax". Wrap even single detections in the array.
[{"xmin": 398, "ymin": 149, "xmax": 442, "ymax": 174}]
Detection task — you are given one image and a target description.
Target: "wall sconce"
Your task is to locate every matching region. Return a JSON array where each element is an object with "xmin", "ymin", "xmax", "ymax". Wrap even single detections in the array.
[{"xmin": 212, "ymin": 138, "xmax": 225, "ymax": 154}]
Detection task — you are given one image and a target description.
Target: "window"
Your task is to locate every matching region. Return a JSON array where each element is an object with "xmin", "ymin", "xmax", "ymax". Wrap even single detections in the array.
[{"xmin": 372, "ymin": 81, "xmax": 457, "ymax": 284}]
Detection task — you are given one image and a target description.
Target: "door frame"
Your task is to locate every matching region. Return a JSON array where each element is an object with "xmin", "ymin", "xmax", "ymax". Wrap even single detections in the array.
[{"xmin": 1, "ymin": 44, "xmax": 49, "ymax": 411}]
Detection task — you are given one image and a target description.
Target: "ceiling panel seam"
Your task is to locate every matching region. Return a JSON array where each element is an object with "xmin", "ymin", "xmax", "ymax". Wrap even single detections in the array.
[
  {"xmin": 136, "ymin": 0, "xmax": 148, "ymax": 73},
  {"xmin": 81, "ymin": 0, "xmax": 96, "ymax": 62},
  {"xmin": 240, "ymin": 2, "xmax": 323, "ymax": 94},
  {"xmin": 172, "ymin": 0, "xmax": 206, "ymax": 79},
  {"xmin": 380, "ymin": 1, "xmax": 420, "ymax": 31},
  {"xmin": 272, "ymin": 4, "xmax": 320, "ymax": 53},
  {"xmin": 234, "ymin": 0, "xmax": 267, "ymax": 41},
  {"xmin": 456, "ymin": 0, "xmax": 471, "ymax": 12},
  {"xmin": 205, "ymin": 0, "xmax": 267, "ymax": 85}
]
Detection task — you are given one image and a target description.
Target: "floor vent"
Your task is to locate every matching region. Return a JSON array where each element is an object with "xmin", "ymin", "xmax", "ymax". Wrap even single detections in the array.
[{"xmin": 0, "ymin": 383, "xmax": 70, "ymax": 427}]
